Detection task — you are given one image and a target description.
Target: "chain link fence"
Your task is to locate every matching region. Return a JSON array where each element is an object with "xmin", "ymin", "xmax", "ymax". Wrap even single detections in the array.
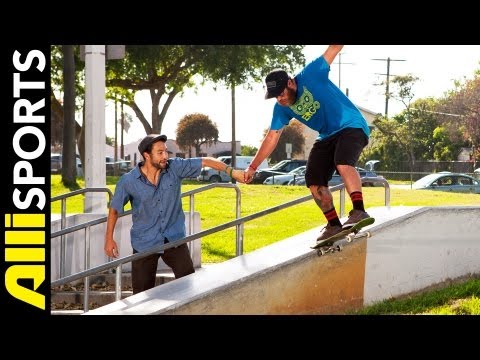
[{"xmin": 370, "ymin": 161, "xmax": 477, "ymax": 182}]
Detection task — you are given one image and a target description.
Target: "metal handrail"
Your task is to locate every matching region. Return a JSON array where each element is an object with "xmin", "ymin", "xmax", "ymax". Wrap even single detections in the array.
[
  {"xmin": 51, "ymin": 187, "xmax": 113, "ymax": 278},
  {"xmin": 51, "ymin": 183, "xmax": 241, "ymax": 311},
  {"xmin": 51, "ymin": 177, "xmax": 390, "ymax": 312}
]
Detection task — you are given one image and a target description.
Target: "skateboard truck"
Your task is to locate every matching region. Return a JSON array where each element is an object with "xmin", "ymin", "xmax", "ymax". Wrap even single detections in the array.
[
  {"xmin": 313, "ymin": 217, "xmax": 375, "ymax": 257},
  {"xmin": 317, "ymin": 243, "xmax": 343, "ymax": 256},
  {"xmin": 346, "ymin": 230, "xmax": 371, "ymax": 243}
]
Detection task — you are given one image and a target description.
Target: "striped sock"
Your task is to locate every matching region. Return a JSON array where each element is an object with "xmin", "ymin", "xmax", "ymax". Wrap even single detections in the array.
[
  {"xmin": 350, "ymin": 191, "xmax": 365, "ymax": 212},
  {"xmin": 323, "ymin": 208, "xmax": 342, "ymax": 227}
]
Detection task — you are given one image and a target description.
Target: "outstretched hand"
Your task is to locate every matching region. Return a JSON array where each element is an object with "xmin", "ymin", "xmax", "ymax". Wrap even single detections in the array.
[
  {"xmin": 243, "ymin": 167, "xmax": 256, "ymax": 184},
  {"xmin": 231, "ymin": 169, "xmax": 247, "ymax": 183}
]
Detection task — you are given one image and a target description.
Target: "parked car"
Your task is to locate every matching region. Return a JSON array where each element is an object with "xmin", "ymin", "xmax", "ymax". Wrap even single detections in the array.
[
  {"xmin": 252, "ymin": 159, "xmax": 307, "ymax": 184},
  {"xmin": 330, "ymin": 167, "xmax": 382, "ymax": 187},
  {"xmin": 288, "ymin": 167, "xmax": 383, "ymax": 187},
  {"xmin": 474, "ymin": 168, "xmax": 480, "ymax": 180},
  {"xmin": 264, "ymin": 166, "xmax": 306, "ymax": 185},
  {"xmin": 197, "ymin": 156, "xmax": 269, "ymax": 183},
  {"xmin": 51, "ymin": 153, "xmax": 83, "ymax": 176},
  {"xmin": 106, "ymin": 160, "xmax": 133, "ymax": 176},
  {"xmin": 412, "ymin": 172, "xmax": 480, "ymax": 194}
]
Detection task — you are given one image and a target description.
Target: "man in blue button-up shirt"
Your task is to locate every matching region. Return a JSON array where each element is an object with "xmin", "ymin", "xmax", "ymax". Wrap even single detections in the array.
[{"xmin": 104, "ymin": 134, "xmax": 245, "ymax": 294}]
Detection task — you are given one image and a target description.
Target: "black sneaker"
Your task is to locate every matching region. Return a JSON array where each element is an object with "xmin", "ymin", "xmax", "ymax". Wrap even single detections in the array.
[
  {"xmin": 342, "ymin": 209, "xmax": 371, "ymax": 230},
  {"xmin": 316, "ymin": 224, "xmax": 343, "ymax": 245}
]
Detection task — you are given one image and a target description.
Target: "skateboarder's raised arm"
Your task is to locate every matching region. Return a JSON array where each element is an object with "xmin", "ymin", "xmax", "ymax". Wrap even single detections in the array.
[{"xmin": 323, "ymin": 45, "xmax": 344, "ymax": 65}]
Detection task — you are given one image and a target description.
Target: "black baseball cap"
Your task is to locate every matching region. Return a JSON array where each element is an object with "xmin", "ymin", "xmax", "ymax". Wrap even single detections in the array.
[
  {"xmin": 138, "ymin": 134, "xmax": 167, "ymax": 154},
  {"xmin": 264, "ymin": 69, "xmax": 289, "ymax": 99}
]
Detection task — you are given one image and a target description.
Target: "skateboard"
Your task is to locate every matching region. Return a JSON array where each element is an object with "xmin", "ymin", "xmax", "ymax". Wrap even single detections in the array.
[{"xmin": 311, "ymin": 217, "xmax": 375, "ymax": 256}]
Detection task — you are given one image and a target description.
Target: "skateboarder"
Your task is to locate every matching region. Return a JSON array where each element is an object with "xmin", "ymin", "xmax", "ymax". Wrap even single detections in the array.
[{"xmin": 243, "ymin": 45, "xmax": 372, "ymax": 243}]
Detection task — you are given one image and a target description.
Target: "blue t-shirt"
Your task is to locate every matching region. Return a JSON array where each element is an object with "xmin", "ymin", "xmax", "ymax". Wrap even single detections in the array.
[
  {"xmin": 110, "ymin": 157, "xmax": 202, "ymax": 252},
  {"xmin": 270, "ymin": 56, "xmax": 370, "ymax": 140}
]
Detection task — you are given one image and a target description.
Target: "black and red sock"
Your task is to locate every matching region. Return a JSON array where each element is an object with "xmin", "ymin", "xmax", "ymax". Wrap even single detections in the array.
[
  {"xmin": 350, "ymin": 191, "xmax": 365, "ymax": 212},
  {"xmin": 323, "ymin": 208, "xmax": 342, "ymax": 227}
]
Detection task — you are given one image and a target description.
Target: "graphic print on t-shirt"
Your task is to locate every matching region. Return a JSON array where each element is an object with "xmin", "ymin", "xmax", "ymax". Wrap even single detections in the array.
[{"xmin": 290, "ymin": 87, "xmax": 320, "ymax": 121}]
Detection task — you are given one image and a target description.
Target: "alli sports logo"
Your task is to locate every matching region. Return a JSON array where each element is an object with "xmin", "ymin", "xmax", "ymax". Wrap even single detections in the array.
[{"xmin": 4, "ymin": 48, "xmax": 49, "ymax": 313}]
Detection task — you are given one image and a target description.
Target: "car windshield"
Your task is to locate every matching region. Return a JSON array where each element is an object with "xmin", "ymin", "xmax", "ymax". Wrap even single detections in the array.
[
  {"xmin": 413, "ymin": 174, "xmax": 443, "ymax": 188},
  {"xmin": 289, "ymin": 166, "xmax": 306, "ymax": 175},
  {"xmin": 270, "ymin": 160, "xmax": 289, "ymax": 170}
]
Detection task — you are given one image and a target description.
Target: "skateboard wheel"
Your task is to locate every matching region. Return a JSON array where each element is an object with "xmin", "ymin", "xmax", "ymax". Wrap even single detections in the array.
[
  {"xmin": 346, "ymin": 234, "xmax": 353, "ymax": 242},
  {"xmin": 365, "ymin": 231, "xmax": 371, "ymax": 238},
  {"xmin": 336, "ymin": 245, "xmax": 342, "ymax": 251}
]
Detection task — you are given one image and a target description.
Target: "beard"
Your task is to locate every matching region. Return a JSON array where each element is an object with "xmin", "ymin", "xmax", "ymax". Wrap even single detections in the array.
[{"xmin": 149, "ymin": 157, "xmax": 167, "ymax": 170}]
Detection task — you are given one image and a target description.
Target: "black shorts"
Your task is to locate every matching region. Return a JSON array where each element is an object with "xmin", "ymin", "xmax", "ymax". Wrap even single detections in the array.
[{"xmin": 305, "ymin": 128, "xmax": 368, "ymax": 187}]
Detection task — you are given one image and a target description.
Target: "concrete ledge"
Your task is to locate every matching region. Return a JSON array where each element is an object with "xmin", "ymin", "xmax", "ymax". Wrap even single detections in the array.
[
  {"xmin": 87, "ymin": 206, "xmax": 422, "ymax": 315},
  {"xmin": 87, "ymin": 206, "xmax": 480, "ymax": 315}
]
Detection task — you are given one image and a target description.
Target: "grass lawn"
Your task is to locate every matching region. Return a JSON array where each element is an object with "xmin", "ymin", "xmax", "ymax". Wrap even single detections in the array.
[
  {"xmin": 51, "ymin": 175, "xmax": 480, "ymax": 314},
  {"xmin": 51, "ymin": 175, "xmax": 479, "ymax": 263},
  {"xmin": 349, "ymin": 276, "xmax": 480, "ymax": 315}
]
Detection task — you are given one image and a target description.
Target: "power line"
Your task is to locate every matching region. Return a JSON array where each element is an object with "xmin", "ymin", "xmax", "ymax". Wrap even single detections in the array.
[
  {"xmin": 372, "ymin": 57, "xmax": 406, "ymax": 118},
  {"xmin": 410, "ymin": 108, "xmax": 463, "ymax": 117}
]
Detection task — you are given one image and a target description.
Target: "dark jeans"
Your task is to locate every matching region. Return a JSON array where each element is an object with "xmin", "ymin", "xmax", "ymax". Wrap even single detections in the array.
[{"xmin": 131, "ymin": 240, "xmax": 194, "ymax": 294}]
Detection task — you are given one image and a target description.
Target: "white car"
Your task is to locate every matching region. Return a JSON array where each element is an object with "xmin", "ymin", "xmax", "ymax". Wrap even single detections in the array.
[
  {"xmin": 263, "ymin": 166, "xmax": 306, "ymax": 185},
  {"xmin": 474, "ymin": 168, "xmax": 480, "ymax": 180},
  {"xmin": 412, "ymin": 172, "xmax": 480, "ymax": 194},
  {"xmin": 197, "ymin": 156, "xmax": 269, "ymax": 183}
]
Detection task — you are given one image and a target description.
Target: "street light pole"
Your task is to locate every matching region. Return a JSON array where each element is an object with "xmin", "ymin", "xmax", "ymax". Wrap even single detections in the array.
[{"xmin": 333, "ymin": 52, "xmax": 353, "ymax": 91}]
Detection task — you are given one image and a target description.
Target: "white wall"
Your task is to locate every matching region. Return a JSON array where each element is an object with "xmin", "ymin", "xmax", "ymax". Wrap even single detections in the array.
[{"xmin": 51, "ymin": 212, "xmax": 201, "ymax": 282}]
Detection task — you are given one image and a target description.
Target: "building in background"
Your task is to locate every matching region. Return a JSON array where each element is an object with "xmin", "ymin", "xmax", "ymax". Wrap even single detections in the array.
[{"xmin": 121, "ymin": 139, "xmax": 241, "ymax": 166}]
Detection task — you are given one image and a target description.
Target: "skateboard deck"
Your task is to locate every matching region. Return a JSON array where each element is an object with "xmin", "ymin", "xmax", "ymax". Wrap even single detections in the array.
[{"xmin": 311, "ymin": 217, "xmax": 375, "ymax": 253}]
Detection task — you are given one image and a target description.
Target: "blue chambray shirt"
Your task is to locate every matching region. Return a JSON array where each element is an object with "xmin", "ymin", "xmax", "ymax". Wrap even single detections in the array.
[{"xmin": 110, "ymin": 157, "xmax": 202, "ymax": 253}]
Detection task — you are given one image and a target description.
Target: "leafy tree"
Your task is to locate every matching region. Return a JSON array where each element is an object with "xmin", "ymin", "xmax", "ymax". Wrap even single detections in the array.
[
  {"xmin": 373, "ymin": 75, "xmax": 420, "ymax": 180},
  {"xmin": 202, "ymin": 45, "xmax": 305, "ymax": 168},
  {"xmin": 435, "ymin": 66, "xmax": 480, "ymax": 165},
  {"xmin": 265, "ymin": 120, "xmax": 305, "ymax": 163},
  {"xmin": 176, "ymin": 113, "xmax": 219, "ymax": 157},
  {"xmin": 106, "ymin": 45, "xmax": 305, "ymax": 144},
  {"xmin": 359, "ymin": 125, "xmax": 405, "ymax": 170},
  {"xmin": 404, "ymin": 98, "xmax": 440, "ymax": 160},
  {"xmin": 366, "ymin": 66, "xmax": 480, "ymax": 171},
  {"xmin": 432, "ymin": 126, "xmax": 462, "ymax": 161},
  {"xmin": 51, "ymin": 45, "xmax": 86, "ymax": 176},
  {"xmin": 52, "ymin": 46, "xmax": 305, "ymax": 170},
  {"xmin": 106, "ymin": 46, "xmax": 211, "ymax": 135},
  {"xmin": 241, "ymin": 145, "xmax": 258, "ymax": 156}
]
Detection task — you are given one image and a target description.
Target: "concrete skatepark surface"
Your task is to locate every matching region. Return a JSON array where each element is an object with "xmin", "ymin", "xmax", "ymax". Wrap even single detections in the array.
[{"xmin": 86, "ymin": 206, "xmax": 480, "ymax": 315}]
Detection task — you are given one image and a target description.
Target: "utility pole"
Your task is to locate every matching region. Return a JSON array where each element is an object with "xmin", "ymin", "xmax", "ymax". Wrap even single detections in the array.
[
  {"xmin": 333, "ymin": 52, "xmax": 353, "ymax": 91},
  {"xmin": 372, "ymin": 57, "xmax": 406, "ymax": 118},
  {"xmin": 114, "ymin": 96, "xmax": 118, "ymax": 163}
]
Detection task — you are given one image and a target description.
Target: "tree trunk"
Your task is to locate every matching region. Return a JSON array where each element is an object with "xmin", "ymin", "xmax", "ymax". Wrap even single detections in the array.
[
  {"xmin": 76, "ymin": 105, "xmax": 85, "ymax": 177},
  {"xmin": 231, "ymin": 82, "xmax": 236, "ymax": 184},
  {"xmin": 61, "ymin": 45, "xmax": 77, "ymax": 186},
  {"xmin": 121, "ymin": 102, "xmax": 125, "ymax": 159},
  {"xmin": 114, "ymin": 97, "xmax": 118, "ymax": 162}
]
